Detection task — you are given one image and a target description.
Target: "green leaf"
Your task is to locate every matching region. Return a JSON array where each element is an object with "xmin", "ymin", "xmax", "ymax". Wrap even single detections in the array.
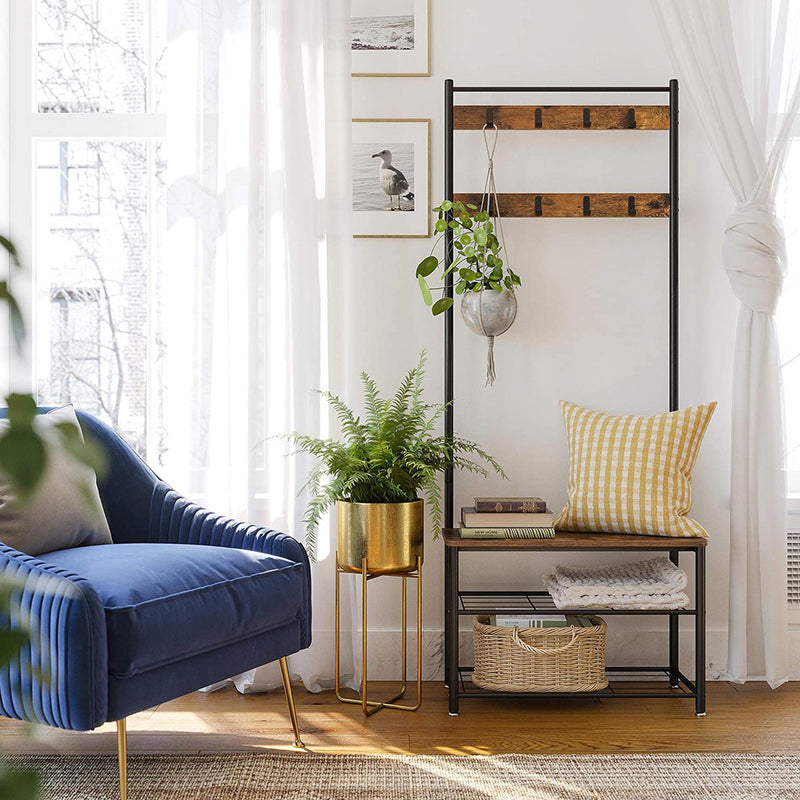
[
  {"xmin": 6, "ymin": 394, "xmax": 37, "ymax": 429},
  {"xmin": 448, "ymin": 220, "xmax": 459, "ymax": 229},
  {"xmin": 434, "ymin": 219, "xmax": 447, "ymax": 233},
  {"xmin": 504, "ymin": 276, "xmax": 512, "ymax": 289},
  {"xmin": 0, "ymin": 284, "xmax": 26, "ymax": 349},
  {"xmin": 432, "ymin": 297, "xmax": 454, "ymax": 315},
  {"xmin": 473, "ymin": 228, "xmax": 488, "ymax": 246},
  {"xmin": 458, "ymin": 214, "xmax": 472, "ymax": 228},
  {"xmin": 490, "ymin": 280, "xmax": 501, "ymax": 291},
  {"xmin": 0, "ymin": 766, "xmax": 40, "ymax": 800},
  {"xmin": 0, "ymin": 235, "xmax": 20, "ymax": 267},
  {"xmin": 459, "ymin": 234, "xmax": 470, "ymax": 246},
  {"xmin": 466, "ymin": 203, "xmax": 478, "ymax": 210},
  {"xmin": 416, "ymin": 256, "xmax": 438, "ymax": 278},
  {"xmin": 455, "ymin": 281, "xmax": 466, "ymax": 294},
  {"xmin": 453, "ymin": 240, "xmax": 463, "ymax": 251},
  {"xmin": 418, "ymin": 275, "xmax": 433, "ymax": 306},
  {"xmin": 0, "ymin": 629, "xmax": 28, "ymax": 670},
  {"xmin": 440, "ymin": 200, "xmax": 453, "ymax": 211},
  {"xmin": 55, "ymin": 423, "xmax": 108, "ymax": 477},
  {"xmin": 475, "ymin": 211, "xmax": 490, "ymax": 223},
  {"xmin": 0, "ymin": 428, "xmax": 46, "ymax": 499}
]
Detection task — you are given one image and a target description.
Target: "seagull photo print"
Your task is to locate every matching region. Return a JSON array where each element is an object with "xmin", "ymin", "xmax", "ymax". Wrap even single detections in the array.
[{"xmin": 353, "ymin": 142, "xmax": 415, "ymax": 212}]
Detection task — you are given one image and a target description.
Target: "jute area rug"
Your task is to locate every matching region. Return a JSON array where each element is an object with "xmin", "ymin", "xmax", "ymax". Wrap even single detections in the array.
[{"xmin": 8, "ymin": 752, "xmax": 800, "ymax": 800}]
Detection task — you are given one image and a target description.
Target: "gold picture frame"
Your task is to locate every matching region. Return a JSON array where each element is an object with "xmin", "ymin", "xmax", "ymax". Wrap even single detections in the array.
[
  {"xmin": 351, "ymin": 0, "xmax": 431, "ymax": 78},
  {"xmin": 352, "ymin": 118, "xmax": 431, "ymax": 239}
]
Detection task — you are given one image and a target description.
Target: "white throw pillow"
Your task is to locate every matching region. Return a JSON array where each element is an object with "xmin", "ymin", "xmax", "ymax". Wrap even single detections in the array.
[{"xmin": 0, "ymin": 406, "xmax": 113, "ymax": 555}]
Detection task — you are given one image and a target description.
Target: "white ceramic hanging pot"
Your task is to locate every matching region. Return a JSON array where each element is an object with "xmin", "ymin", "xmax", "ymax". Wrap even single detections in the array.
[
  {"xmin": 460, "ymin": 288, "xmax": 517, "ymax": 386},
  {"xmin": 460, "ymin": 287, "xmax": 518, "ymax": 337}
]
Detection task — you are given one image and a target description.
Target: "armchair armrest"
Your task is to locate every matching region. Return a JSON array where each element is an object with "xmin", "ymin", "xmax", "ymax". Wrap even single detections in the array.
[
  {"xmin": 149, "ymin": 484, "xmax": 312, "ymax": 647},
  {"xmin": 0, "ymin": 544, "xmax": 108, "ymax": 731}
]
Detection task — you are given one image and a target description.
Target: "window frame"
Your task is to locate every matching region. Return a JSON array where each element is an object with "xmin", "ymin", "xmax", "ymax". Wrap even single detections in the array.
[{"xmin": 8, "ymin": 0, "xmax": 165, "ymax": 455}]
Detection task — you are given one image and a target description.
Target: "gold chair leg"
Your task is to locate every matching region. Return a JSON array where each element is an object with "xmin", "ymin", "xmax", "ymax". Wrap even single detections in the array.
[
  {"xmin": 116, "ymin": 718, "xmax": 128, "ymax": 800},
  {"xmin": 278, "ymin": 656, "xmax": 304, "ymax": 748}
]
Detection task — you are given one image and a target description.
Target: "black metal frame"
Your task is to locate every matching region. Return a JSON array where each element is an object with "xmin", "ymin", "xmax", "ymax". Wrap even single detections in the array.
[
  {"xmin": 442, "ymin": 80, "xmax": 705, "ymax": 717},
  {"xmin": 445, "ymin": 539, "xmax": 705, "ymax": 715}
]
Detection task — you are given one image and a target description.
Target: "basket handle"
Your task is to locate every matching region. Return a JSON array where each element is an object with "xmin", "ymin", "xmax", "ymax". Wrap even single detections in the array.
[{"xmin": 511, "ymin": 626, "xmax": 579, "ymax": 655}]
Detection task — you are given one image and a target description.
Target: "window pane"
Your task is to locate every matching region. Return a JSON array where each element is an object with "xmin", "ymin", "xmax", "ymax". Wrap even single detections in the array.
[
  {"xmin": 34, "ymin": 140, "xmax": 166, "ymax": 457},
  {"xmin": 36, "ymin": 0, "xmax": 165, "ymax": 113}
]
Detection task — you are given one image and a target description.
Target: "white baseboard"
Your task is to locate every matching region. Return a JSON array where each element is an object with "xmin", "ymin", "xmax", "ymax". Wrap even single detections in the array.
[{"xmin": 333, "ymin": 627, "xmax": 800, "ymax": 682}]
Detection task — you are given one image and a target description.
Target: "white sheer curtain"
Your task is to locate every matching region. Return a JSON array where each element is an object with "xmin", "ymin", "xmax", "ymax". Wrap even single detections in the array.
[
  {"xmin": 652, "ymin": 0, "xmax": 800, "ymax": 687},
  {"xmin": 162, "ymin": 0, "xmax": 355, "ymax": 692}
]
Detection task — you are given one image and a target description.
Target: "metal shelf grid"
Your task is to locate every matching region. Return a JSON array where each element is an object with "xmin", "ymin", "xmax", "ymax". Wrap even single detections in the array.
[{"xmin": 458, "ymin": 590, "xmax": 696, "ymax": 616}]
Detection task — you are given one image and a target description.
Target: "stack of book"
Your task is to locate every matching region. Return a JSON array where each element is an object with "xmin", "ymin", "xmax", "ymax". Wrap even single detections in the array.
[{"xmin": 459, "ymin": 496, "xmax": 556, "ymax": 539}]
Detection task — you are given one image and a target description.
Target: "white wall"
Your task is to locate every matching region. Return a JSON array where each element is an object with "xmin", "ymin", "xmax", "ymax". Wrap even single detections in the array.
[{"xmin": 346, "ymin": 0, "xmax": 742, "ymax": 679}]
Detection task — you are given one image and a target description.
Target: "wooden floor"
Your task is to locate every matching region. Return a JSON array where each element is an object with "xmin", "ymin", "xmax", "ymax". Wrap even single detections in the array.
[{"xmin": 1, "ymin": 682, "xmax": 799, "ymax": 756}]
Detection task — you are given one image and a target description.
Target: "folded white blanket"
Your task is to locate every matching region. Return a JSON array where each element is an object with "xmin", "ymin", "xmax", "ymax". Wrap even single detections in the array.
[{"xmin": 543, "ymin": 556, "xmax": 689, "ymax": 610}]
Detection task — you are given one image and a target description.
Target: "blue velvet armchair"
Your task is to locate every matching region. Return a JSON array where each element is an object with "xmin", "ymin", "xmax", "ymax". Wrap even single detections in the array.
[{"xmin": 0, "ymin": 409, "xmax": 312, "ymax": 798}]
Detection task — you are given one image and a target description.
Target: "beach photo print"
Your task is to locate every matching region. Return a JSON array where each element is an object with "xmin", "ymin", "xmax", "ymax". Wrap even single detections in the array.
[
  {"xmin": 352, "ymin": 119, "xmax": 430, "ymax": 238},
  {"xmin": 351, "ymin": 0, "xmax": 430, "ymax": 77}
]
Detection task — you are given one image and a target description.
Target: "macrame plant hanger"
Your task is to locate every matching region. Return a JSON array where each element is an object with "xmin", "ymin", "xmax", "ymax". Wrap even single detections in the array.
[{"xmin": 471, "ymin": 121, "xmax": 516, "ymax": 386}]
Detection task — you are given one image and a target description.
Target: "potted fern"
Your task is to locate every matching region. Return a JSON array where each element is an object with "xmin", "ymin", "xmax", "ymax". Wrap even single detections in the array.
[{"xmin": 289, "ymin": 353, "xmax": 505, "ymax": 571}]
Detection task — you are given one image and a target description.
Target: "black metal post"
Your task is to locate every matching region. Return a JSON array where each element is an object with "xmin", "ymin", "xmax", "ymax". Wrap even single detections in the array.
[
  {"xmin": 669, "ymin": 549, "xmax": 679, "ymax": 687},
  {"xmin": 444, "ymin": 79, "xmax": 455, "ymax": 530},
  {"xmin": 669, "ymin": 78, "xmax": 679, "ymax": 411},
  {"xmin": 695, "ymin": 546, "xmax": 706, "ymax": 716},
  {"xmin": 444, "ymin": 541, "xmax": 452, "ymax": 688},
  {"xmin": 448, "ymin": 547, "xmax": 460, "ymax": 715}
]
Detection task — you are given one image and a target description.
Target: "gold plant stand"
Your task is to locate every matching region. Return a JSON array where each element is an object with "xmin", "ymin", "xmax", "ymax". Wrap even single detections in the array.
[{"xmin": 335, "ymin": 553, "xmax": 422, "ymax": 716}]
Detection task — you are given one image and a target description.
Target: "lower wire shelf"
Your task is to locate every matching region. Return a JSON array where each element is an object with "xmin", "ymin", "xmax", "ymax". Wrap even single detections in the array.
[{"xmin": 457, "ymin": 666, "xmax": 697, "ymax": 699}]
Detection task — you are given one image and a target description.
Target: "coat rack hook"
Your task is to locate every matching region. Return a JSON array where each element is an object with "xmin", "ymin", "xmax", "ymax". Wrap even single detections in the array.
[{"xmin": 486, "ymin": 107, "xmax": 495, "ymax": 128}]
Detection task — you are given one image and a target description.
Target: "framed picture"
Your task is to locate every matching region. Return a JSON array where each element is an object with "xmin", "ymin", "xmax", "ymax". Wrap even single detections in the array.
[
  {"xmin": 352, "ymin": 118, "xmax": 431, "ymax": 238},
  {"xmin": 351, "ymin": 0, "xmax": 431, "ymax": 77}
]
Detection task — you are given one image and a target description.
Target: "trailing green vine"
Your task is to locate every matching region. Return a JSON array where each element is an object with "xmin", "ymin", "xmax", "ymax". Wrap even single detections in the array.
[{"xmin": 415, "ymin": 200, "xmax": 521, "ymax": 316}]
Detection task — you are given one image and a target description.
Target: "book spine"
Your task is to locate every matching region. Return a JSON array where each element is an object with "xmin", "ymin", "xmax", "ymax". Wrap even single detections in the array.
[
  {"xmin": 474, "ymin": 498, "xmax": 547, "ymax": 513},
  {"xmin": 459, "ymin": 527, "xmax": 556, "ymax": 539}
]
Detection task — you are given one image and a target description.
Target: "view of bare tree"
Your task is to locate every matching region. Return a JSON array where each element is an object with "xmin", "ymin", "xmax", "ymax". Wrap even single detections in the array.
[{"xmin": 34, "ymin": 0, "xmax": 166, "ymax": 457}]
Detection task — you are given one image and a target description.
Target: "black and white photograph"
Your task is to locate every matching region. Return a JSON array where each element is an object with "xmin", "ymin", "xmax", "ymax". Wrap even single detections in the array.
[
  {"xmin": 351, "ymin": 0, "xmax": 430, "ymax": 76},
  {"xmin": 352, "ymin": 119, "xmax": 430, "ymax": 237},
  {"xmin": 353, "ymin": 142, "xmax": 415, "ymax": 213}
]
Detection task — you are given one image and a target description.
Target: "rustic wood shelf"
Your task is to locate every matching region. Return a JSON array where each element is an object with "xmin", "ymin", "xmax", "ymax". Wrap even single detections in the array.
[
  {"xmin": 453, "ymin": 105, "xmax": 670, "ymax": 130},
  {"xmin": 453, "ymin": 192, "xmax": 670, "ymax": 218},
  {"xmin": 443, "ymin": 529, "xmax": 707, "ymax": 550}
]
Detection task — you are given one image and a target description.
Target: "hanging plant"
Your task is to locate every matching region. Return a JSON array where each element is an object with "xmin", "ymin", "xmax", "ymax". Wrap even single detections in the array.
[
  {"xmin": 415, "ymin": 128, "xmax": 521, "ymax": 385},
  {"xmin": 415, "ymin": 199, "xmax": 521, "ymax": 316}
]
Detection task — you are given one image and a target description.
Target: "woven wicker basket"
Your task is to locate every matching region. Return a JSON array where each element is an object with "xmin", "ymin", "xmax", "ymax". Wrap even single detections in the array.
[{"xmin": 472, "ymin": 615, "xmax": 608, "ymax": 692}]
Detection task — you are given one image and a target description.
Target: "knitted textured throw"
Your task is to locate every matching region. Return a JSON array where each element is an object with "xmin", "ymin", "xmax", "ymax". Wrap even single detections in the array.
[
  {"xmin": 543, "ymin": 556, "xmax": 690, "ymax": 609},
  {"xmin": 554, "ymin": 401, "xmax": 716, "ymax": 538}
]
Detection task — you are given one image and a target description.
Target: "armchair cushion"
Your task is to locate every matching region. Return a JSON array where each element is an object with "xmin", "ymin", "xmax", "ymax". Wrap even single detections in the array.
[{"xmin": 41, "ymin": 543, "xmax": 305, "ymax": 679}]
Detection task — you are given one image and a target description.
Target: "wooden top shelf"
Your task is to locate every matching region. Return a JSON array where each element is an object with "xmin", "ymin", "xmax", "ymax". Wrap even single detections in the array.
[
  {"xmin": 443, "ymin": 529, "xmax": 707, "ymax": 550},
  {"xmin": 453, "ymin": 105, "xmax": 670, "ymax": 131},
  {"xmin": 453, "ymin": 192, "xmax": 670, "ymax": 218}
]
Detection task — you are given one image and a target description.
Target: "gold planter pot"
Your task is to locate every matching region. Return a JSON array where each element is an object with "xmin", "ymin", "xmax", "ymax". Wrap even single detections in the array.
[{"xmin": 337, "ymin": 499, "xmax": 424, "ymax": 575}]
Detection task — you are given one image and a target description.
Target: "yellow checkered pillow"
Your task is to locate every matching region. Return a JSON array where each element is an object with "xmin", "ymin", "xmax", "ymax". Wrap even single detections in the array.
[{"xmin": 553, "ymin": 401, "xmax": 716, "ymax": 538}]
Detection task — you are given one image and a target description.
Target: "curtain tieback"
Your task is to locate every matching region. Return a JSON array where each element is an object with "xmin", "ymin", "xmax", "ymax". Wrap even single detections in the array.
[{"xmin": 723, "ymin": 201, "xmax": 786, "ymax": 315}]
